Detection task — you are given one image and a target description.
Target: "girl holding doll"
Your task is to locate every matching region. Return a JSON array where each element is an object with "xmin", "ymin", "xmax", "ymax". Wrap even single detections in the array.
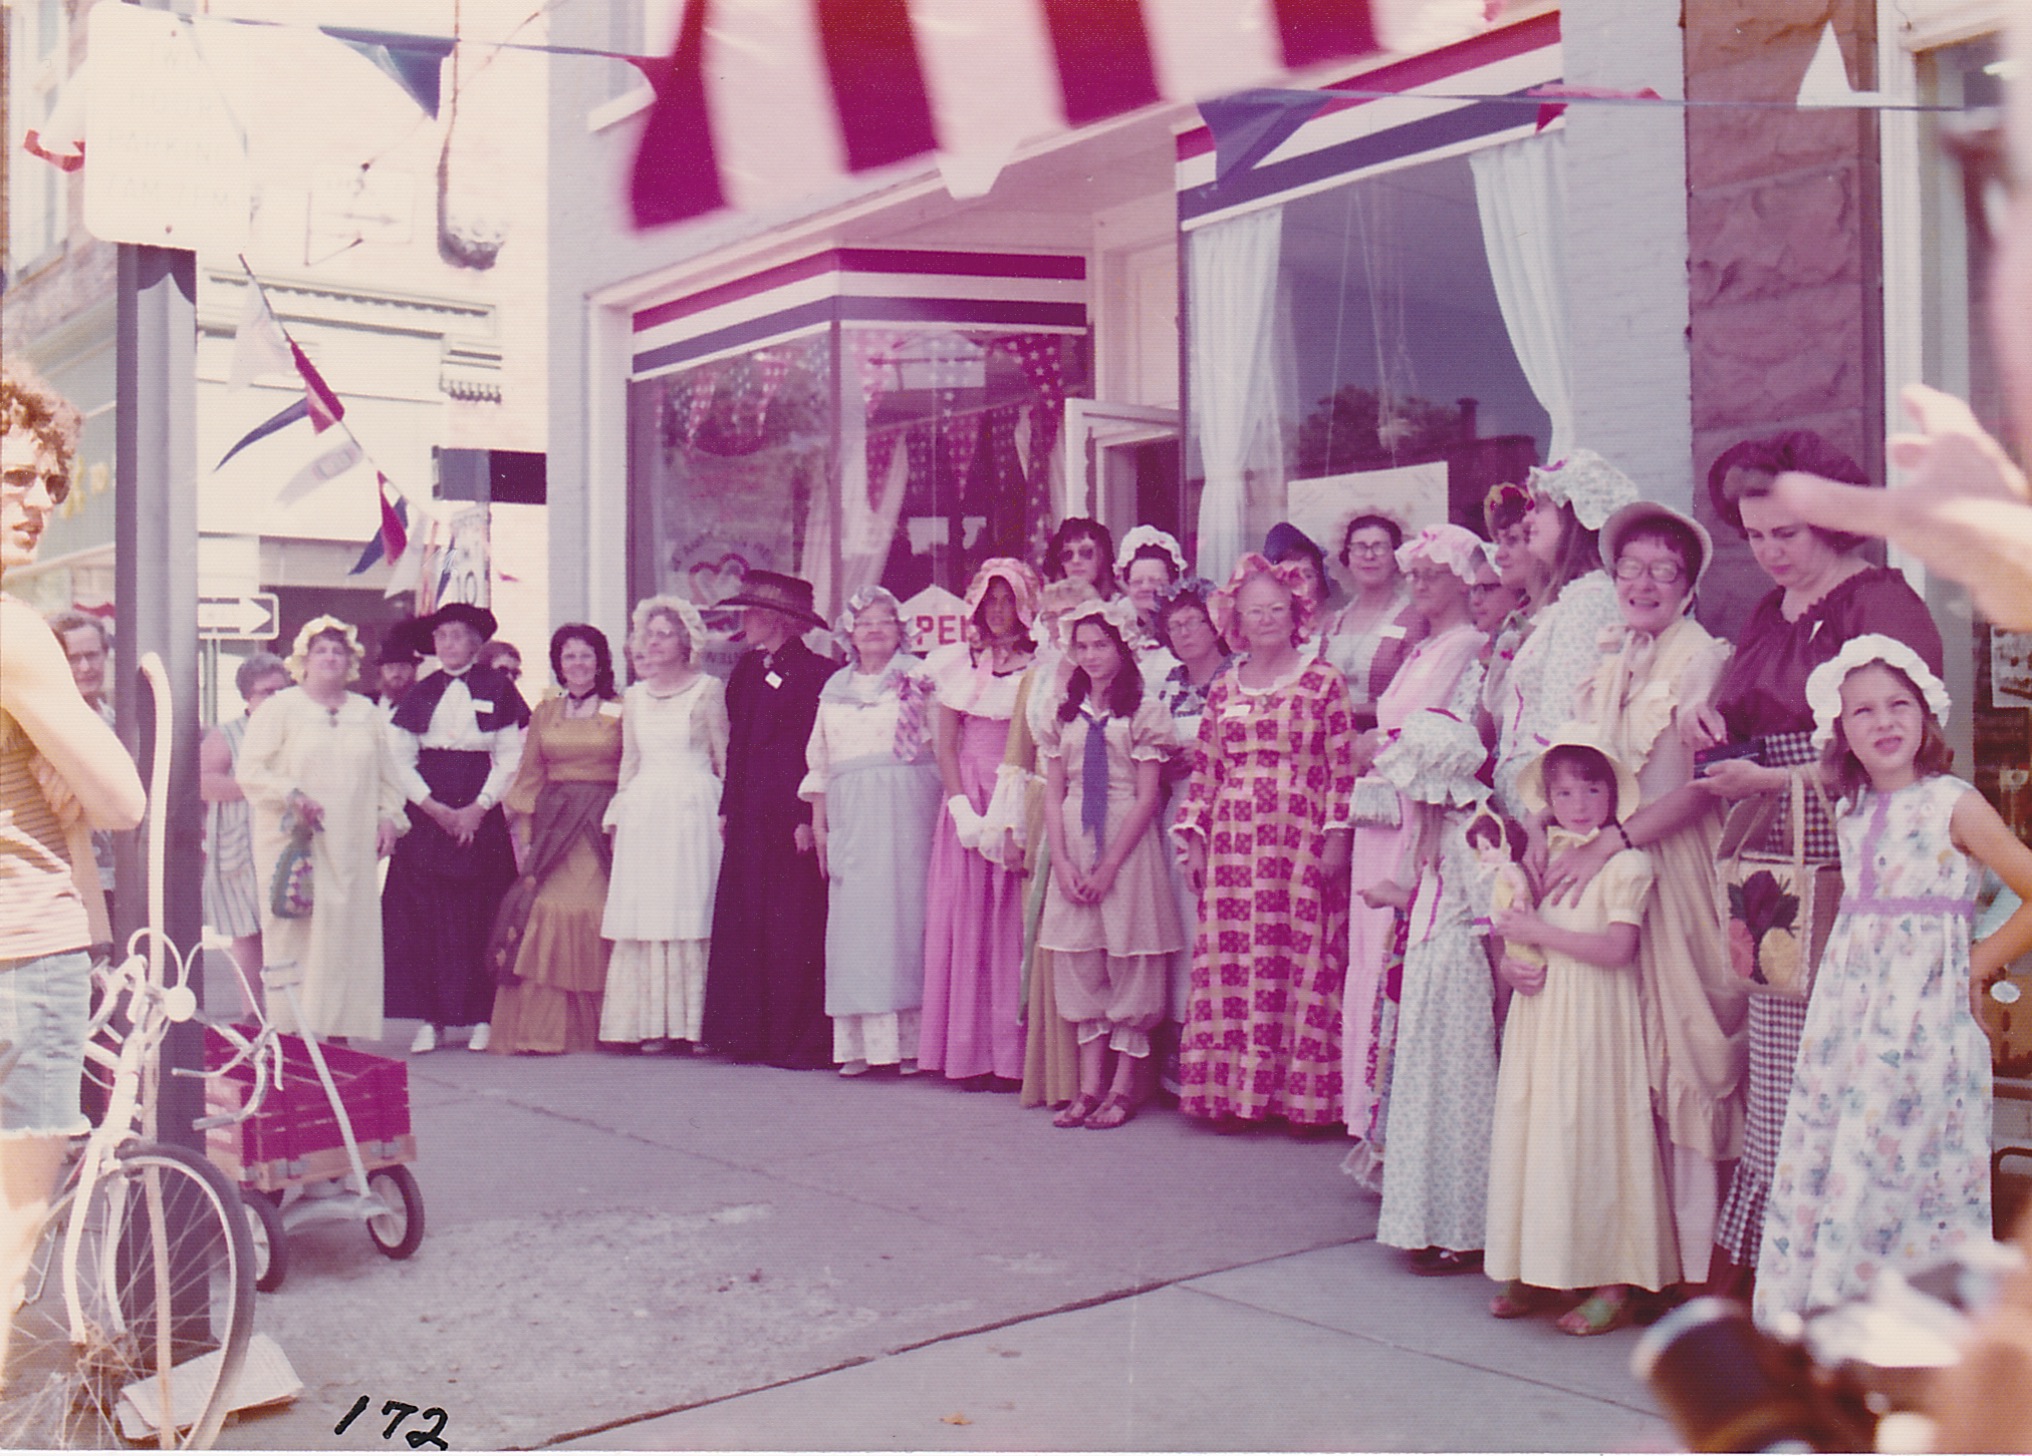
[
  {"xmin": 1367, "ymin": 710, "xmax": 1502, "ymax": 1275},
  {"xmin": 1036, "ymin": 598, "xmax": 1184, "ymax": 1128},
  {"xmin": 1754, "ymin": 636, "xmax": 2032, "ymax": 1326},
  {"xmin": 1485, "ymin": 728, "xmax": 1678, "ymax": 1335}
]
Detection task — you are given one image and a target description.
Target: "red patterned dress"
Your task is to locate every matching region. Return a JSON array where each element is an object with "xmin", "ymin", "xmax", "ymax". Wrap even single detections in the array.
[{"xmin": 1174, "ymin": 659, "xmax": 1356, "ymax": 1126}]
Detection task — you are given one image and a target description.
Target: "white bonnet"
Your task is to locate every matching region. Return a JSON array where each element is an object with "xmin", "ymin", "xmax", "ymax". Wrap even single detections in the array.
[
  {"xmin": 1526, "ymin": 449, "xmax": 1642, "ymax": 532},
  {"xmin": 1394, "ymin": 522, "xmax": 1487, "ymax": 585},
  {"xmin": 1115, "ymin": 525, "xmax": 1189, "ymax": 582},
  {"xmin": 1805, "ymin": 633, "xmax": 1952, "ymax": 751}
]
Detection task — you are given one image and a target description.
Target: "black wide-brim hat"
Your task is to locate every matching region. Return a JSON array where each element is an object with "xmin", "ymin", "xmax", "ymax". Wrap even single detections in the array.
[
  {"xmin": 717, "ymin": 570, "xmax": 828, "ymax": 631},
  {"xmin": 377, "ymin": 616, "xmax": 431, "ymax": 666},
  {"xmin": 422, "ymin": 601, "xmax": 499, "ymax": 642}
]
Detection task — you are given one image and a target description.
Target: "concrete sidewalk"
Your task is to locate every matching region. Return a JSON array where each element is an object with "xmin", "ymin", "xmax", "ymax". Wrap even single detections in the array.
[{"xmin": 207, "ymin": 1002, "xmax": 1671, "ymax": 1452}]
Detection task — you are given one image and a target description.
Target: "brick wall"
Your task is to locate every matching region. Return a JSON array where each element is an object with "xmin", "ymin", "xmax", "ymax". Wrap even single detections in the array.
[{"xmin": 1684, "ymin": 0, "xmax": 1884, "ymax": 639}]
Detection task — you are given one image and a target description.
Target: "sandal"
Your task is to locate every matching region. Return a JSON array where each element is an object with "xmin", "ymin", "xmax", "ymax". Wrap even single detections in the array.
[
  {"xmin": 1084, "ymin": 1094, "xmax": 1137, "ymax": 1131},
  {"xmin": 1556, "ymin": 1288, "xmax": 1635, "ymax": 1337},
  {"xmin": 1053, "ymin": 1094, "xmax": 1103, "ymax": 1129},
  {"xmin": 1488, "ymin": 1280, "xmax": 1555, "ymax": 1319}
]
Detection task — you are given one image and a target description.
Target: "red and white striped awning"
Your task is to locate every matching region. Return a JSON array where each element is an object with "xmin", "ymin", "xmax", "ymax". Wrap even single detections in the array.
[{"xmin": 630, "ymin": 0, "xmax": 1493, "ymax": 228}]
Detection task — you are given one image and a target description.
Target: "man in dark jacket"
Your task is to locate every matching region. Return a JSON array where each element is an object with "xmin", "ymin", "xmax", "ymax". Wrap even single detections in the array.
[{"xmin": 702, "ymin": 571, "xmax": 835, "ymax": 1068}]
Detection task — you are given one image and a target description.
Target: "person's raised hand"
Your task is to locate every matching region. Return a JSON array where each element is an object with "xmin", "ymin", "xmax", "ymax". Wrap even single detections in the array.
[{"xmin": 1774, "ymin": 384, "xmax": 2032, "ymax": 629}]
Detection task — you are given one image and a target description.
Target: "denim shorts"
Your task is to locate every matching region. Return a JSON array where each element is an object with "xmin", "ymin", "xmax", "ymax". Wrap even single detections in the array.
[{"xmin": 0, "ymin": 949, "xmax": 92, "ymax": 1139}]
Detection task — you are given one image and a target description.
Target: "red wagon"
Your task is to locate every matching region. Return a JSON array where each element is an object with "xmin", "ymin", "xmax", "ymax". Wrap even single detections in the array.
[{"xmin": 204, "ymin": 1024, "xmax": 425, "ymax": 1291}]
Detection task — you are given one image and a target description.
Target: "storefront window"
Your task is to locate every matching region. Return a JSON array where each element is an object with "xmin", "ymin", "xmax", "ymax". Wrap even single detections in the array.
[
  {"xmin": 628, "ymin": 324, "xmax": 1086, "ymax": 649},
  {"xmin": 1187, "ymin": 147, "xmax": 1551, "ymax": 574}
]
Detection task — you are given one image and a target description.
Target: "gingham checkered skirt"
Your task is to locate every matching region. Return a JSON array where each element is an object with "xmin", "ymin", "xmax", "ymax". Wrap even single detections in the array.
[
  {"xmin": 1755, "ymin": 731, "xmax": 1839, "ymax": 863},
  {"xmin": 1714, "ymin": 992, "xmax": 1812, "ymax": 1264}
]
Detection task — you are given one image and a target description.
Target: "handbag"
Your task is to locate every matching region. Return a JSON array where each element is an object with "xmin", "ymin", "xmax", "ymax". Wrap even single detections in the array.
[
  {"xmin": 269, "ymin": 806, "xmax": 317, "ymax": 920},
  {"xmin": 1716, "ymin": 768, "xmax": 1843, "ymax": 1001}
]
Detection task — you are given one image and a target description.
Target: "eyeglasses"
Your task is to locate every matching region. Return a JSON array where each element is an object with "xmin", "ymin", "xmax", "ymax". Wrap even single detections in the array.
[
  {"xmin": 1, "ymin": 466, "xmax": 71, "ymax": 506},
  {"xmin": 1941, "ymin": 111, "xmax": 2011, "ymax": 252},
  {"xmin": 1407, "ymin": 566, "xmax": 1459, "ymax": 585},
  {"xmin": 1345, "ymin": 540, "xmax": 1393, "ymax": 558},
  {"xmin": 1466, "ymin": 581, "xmax": 1508, "ymax": 598},
  {"xmin": 1614, "ymin": 557, "xmax": 1688, "ymax": 585}
]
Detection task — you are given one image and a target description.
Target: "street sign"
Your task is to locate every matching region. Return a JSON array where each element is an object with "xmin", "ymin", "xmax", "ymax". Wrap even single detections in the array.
[{"xmin": 198, "ymin": 593, "xmax": 280, "ymax": 641}]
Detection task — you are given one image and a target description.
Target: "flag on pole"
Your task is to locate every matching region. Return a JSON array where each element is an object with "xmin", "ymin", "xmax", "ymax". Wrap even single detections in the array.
[
  {"xmin": 228, "ymin": 280, "xmax": 297, "ymax": 391},
  {"xmin": 290, "ymin": 341, "xmax": 346, "ymax": 432}
]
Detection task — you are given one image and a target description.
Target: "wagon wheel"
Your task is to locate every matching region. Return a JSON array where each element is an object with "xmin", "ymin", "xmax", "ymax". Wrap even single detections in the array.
[
  {"xmin": 366, "ymin": 1166, "xmax": 425, "ymax": 1259},
  {"xmin": 246, "ymin": 1189, "xmax": 290, "ymax": 1292}
]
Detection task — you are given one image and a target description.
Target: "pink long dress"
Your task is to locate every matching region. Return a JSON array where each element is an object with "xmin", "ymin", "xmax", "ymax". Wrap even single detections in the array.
[
  {"xmin": 1344, "ymin": 621, "xmax": 1485, "ymax": 1154},
  {"xmin": 917, "ymin": 655, "xmax": 1029, "ymax": 1081}
]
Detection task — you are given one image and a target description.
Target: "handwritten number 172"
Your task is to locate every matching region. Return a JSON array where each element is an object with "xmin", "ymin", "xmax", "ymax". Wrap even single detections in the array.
[{"xmin": 335, "ymin": 1395, "xmax": 450, "ymax": 1449}]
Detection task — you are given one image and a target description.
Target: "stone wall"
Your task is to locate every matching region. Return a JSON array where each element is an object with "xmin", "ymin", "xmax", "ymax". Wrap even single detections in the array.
[{"xmin": 1685, "ymin": 0, "xmax": 1884, "ymax": 638}]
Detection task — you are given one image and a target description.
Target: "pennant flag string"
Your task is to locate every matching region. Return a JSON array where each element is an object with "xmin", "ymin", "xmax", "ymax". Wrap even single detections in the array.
[{"xmin": 215, "ymin": 397, "xmax": 310, "ymax": 471}]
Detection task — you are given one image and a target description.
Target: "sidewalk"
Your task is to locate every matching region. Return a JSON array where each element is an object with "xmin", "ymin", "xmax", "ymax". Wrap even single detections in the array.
[{"xmin": 211, "ymin": 1003, "xmax": 1671, "ymax": 1452}]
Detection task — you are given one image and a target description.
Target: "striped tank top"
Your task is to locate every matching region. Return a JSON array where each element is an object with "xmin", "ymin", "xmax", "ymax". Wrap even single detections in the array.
[{"xmin": 0, "ymin": 704, "xmax": 90, "ymax": 958}]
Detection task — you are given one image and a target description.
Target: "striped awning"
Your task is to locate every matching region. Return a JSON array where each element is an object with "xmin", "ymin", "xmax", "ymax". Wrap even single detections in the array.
[{"xmin": 629, "ymin": 0, "xmax": 1490, "ymax": 228}]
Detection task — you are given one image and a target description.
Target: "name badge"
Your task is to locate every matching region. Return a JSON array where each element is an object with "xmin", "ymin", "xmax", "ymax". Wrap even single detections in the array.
[
  {"xmin": 1378, "ymin": 624, "xmax": 1406, "ymax": 640},
  {"xmin": 597, "ymin": 701, "xmax": 623, "ymax": 719},
  {"xmin": 1221, "ymin": 703, "xmax": 1251, "ymax": 723},
  {"xmin": 469, "ymin": 699, "xmax": 494, "ymax": 714},
  {"xmin": 765, "ymin": 671, "xmax": 784, "ymax": 689}
]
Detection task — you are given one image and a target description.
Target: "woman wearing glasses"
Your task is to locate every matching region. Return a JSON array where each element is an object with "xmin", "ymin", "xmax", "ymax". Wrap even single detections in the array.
[
  {"xmin": 1322, "ymin": 513, "xmax": 1425, "ymax": 734},
  {"xmin": 1535, "ymin": 501, "xmax": 1746, "ymax": 1310}
]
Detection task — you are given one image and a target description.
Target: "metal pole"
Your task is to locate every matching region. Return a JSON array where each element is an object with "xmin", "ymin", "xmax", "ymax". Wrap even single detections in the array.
[{"xmin": 114, "ymin": 241, "xmax": 205, "ymax": 1152}]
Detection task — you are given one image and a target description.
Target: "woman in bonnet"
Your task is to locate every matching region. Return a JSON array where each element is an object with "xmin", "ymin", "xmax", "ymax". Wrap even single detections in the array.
[{"xmin": 802, "ymin": 587, "xmax": 943, "ymax": 1076}]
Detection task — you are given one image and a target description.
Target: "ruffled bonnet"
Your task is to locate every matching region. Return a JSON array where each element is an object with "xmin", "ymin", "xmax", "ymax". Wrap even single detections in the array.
[
  {"xmin": 1373, "ymin": 709, "xmax": 1491, "ymax": 809},
  {"xmin": 1527, "ymin": 449, "xmax": 1642, "ymax": 532},
  {"xmin": 1805, "ymin": 633, "xmax": 1952, "ymax": 751}
]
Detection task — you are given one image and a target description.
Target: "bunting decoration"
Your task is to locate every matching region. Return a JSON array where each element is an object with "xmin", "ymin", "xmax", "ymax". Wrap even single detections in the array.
[
  {"xmin": 290, "ymin": 340, "xmax": 346, "ymax": 432},
  {"xmin": 1197, "ymin": 89, "xmax": 1339, "ymax": 185},
  {"xmin": 228, "ymin": 278, "xmax": 297, "ymax": 391},
  {"xmin": 216, "ymin": 398, "xmax": 311, "ymax": 471},
  {"xmin": 348, "ymin": 477, "xmax": 412, "ymax": 575},
  {"xmin": 276, "ymin": 439, "xmax": 366, "ymax": 507},
  {"xmin": 322, "ymin": 27, "xmax": 456, "ymax": 117}
]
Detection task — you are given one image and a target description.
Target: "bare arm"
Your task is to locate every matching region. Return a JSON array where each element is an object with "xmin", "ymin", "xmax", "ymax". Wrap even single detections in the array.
[
  {"xmin": 0, "ymin": 598, "xmax": 144, "ymax": 830},
  {"xmin": 1954, "ymin": 790, "xmax": 2032, "ymax": 1007},
  {"xmin": 199, "ymin": 726, "xmax": 242, "ymax": 804}
]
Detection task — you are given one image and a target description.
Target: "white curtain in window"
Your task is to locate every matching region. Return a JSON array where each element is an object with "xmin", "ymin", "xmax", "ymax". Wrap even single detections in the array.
[
  {"xmin": 1471, "ymin": 131, "xmax": 1574, "ymax": 464},
  {"xmin": 1189, "ymin": 205, "xmax": 1285, "ymax": 583}
]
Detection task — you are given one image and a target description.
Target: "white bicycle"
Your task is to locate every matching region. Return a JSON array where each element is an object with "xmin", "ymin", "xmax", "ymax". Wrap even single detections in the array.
[{"xmin": 2, "ymin": 655, "xmax": 255, "ymax": 1450}]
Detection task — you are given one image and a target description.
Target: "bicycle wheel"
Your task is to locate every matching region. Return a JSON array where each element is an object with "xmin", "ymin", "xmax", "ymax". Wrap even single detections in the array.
[{"xmin": 4, "ymin": 1143, "xmax": 256, "ymax": 1450}]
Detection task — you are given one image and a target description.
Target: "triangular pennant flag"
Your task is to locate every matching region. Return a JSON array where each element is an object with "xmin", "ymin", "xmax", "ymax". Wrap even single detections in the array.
[
  {"xmin": 277, "ymin": 440, "xmax": 365, "ymax": 507},
  {"xmin": 323, "ymin": 28, "xmax": 456, "ymax": 118},
  {"xmin": 216, "ymin": 398, "xmax": 310, "ymax": 471},
  {"xmin": 290, "ymin": 340, "xmax": 345, "ymax": 432},
  {"xmin": 21, "ymin": 74, "xmax": 87, "ymax": 172},
  {"xmin": 229, "ymin": 280, "xmax": 297, "ymax": 392},
  {"xmin": 348, "ymin": 483, "xmax": 411, "ymax": 576},
  {"xmin": 1197, "ymin": 89, "xmax": 1337, "ymax": 186}
]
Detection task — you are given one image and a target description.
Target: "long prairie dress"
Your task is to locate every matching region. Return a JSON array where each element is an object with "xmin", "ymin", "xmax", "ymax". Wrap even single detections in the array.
[
  {"xmin": 1579, "ymin": 617, "xmax": 1745, "ymax": 1282},
  {"xmin": 919, "ymin": 655, "xmax": 1030, "ymax": 1081},
  {"xmin": 599, "ymin": 677, "xmax": 728, "ymax": 1044},
  {"xmin": 203, "ymin": 714, "xmax": 262, "ymax": 939},
  {"xmin": 1493, "ymin": 571, "xmax": 1621, "ymax": 821},
  {"xmin": 238, "ymin": 688, "xmax": 411, "ymax": 1041},
  {"xmin": 488, "ymin": 697, "xmax": 623, "ymax": 1054},
  {"xmin": 1174, "ymin": 658, "xmax": 1357, "ymax": 1126},
  {"xmin": 801, "ymin": 657, "xmax": 942, "ymax": 1067},
  {"xmin": 1377, "ymin": 810, "xmax": 1497, "ymax": 1256},
  {"xmin": 1484, "ymin": 832, "xmax": 1678, "ymax": 1292},
  {"xmin": 1753, "ymin": 775, "xmax": 1991, "ymax": 1325},
  {"xmin": 1345, "ymin": 621, "xmax": 1485, "ymax": 1162}
]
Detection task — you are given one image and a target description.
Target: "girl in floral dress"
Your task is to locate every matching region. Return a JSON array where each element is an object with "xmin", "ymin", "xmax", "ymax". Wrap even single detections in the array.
[
  {"xmin": 1173, "ymin": 556, "xmax": 1356, "ymax": 1130},
  {"xmin": 1754, "ymin": 637, "xmax": 2032, "ymax": 1326}
]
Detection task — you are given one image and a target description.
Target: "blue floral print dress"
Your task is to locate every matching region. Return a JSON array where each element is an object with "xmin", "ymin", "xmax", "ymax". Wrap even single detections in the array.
[{"xmin": 1754, "ymin": 774, "xmax": 1992, "ymax": 1326}]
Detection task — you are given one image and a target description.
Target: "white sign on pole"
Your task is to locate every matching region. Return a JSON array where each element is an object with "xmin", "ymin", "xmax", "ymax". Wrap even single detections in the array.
[
  {"xmin": 197, "ymin": 593, "xmax": 279, "ymax": 641},
  {"xmin": 84, "ymin": 3, "xmax": 251, "ymax": 254}
]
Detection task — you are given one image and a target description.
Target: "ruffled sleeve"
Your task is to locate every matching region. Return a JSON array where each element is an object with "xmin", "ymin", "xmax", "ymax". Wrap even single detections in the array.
[
  {"xmin": 1596, "ymin": 847, "xmax": 1656, "ymax": 927},
  {"xmin": 1127, "ymin": 695, "xmax": 1175, "ymax": 763},
  {"xmin": 799, "ymin": 702, "xmax": 832, "ymax": 802},
  {"xmin": 980, "ymin": 671, "xmax": 1038, "ymax": 858}
]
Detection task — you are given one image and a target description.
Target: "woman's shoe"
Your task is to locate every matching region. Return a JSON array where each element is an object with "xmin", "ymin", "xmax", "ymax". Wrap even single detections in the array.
[
  {"xmin": 838, "ymin": 1059, "xmax": 871, "ymax": 1077},
  {"xmin": 640, "ymin": 1037, "xmax": 670, "ymax": 1055},
  {"xmin": 1413, "ymin": 1249, "xmax": 1484, "ymax": 1277},
  {"xmin": 1556, "ymin": 1288, "xmax": 1635, "ymax": 1337},
  {"xmin": 1489, "ymin": 1280, "xmax": 1555, "ymax": 1319},
  {"xmin": 408, "ymin": 1023, "xmax": 438, "ymax": 1055},
  {"xmin": 1053, "ymin": 1093, "xmax": 1103, "ymax": 1128},
  {"xmin": 1084, "ymin": 1094, "xmax": 1137, "ymax": 1130}
]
